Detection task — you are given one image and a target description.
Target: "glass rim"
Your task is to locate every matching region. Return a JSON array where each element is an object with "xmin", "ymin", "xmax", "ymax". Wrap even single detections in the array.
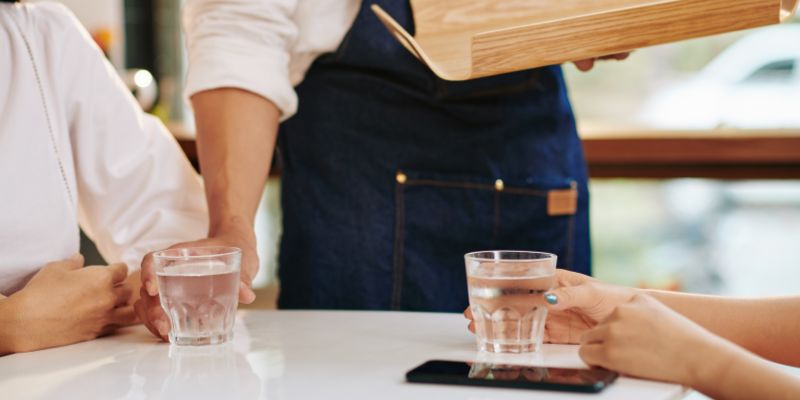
[
  {"xmin": 152, "ymin": 246, "xmax": 242, "ymax": 260},
  {"xmin": 464, "ymin": 250, "xmax": 557, "ymax": 262}
]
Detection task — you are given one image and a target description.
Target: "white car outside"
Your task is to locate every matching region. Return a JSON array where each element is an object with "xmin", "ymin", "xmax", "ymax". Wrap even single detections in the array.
[{"xmin": 638, "ymin": 25, "xmax": 800, "ymax": 129}]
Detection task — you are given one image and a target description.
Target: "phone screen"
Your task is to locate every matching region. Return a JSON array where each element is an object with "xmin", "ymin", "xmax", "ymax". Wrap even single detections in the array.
[{"xmin": 406, "ymin": 360, "xmax": 618, "ymax": 393}]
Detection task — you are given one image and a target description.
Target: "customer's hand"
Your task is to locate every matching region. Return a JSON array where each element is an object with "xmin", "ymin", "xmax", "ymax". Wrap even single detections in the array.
[
  {"xmin": 464, "ymin": 269, "xmax": 636, "ymax": 344},
  {"xmin": 573, "ymin": 53, "xmax": 631, "ymax": 72},
  {"xmin": 579, "ymin": 294, "xmax": 725, "ymax": 385},
  {"xmin": 136, "ymin": 225, "xmax": 259, "ymax": 340},
  {"xmin": 5, "ymin": 255, "xmax": 136, "ymax": 353},
  {"xmin": 542, "ymin": 270, "xmax": 637, "ymax": 343}
]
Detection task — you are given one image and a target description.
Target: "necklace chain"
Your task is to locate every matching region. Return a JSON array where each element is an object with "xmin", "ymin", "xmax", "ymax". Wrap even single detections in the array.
[{"xmin": 13, "ymin": 13, "xmax": 76, "ymax": 208}]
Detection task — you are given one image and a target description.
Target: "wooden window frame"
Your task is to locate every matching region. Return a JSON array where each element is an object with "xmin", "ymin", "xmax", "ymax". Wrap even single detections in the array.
[
  {"xmin": 177, "ymin": 129, "xmax": 800, "ymax": 180},
  {"xmin": 582, "ymin": 130, "xmax": 800, "ymax": 179}
]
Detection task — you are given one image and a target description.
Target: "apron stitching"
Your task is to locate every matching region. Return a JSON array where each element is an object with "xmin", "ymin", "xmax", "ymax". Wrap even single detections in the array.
[
  {"xmin": 566, "ymin": 212, "xmax": 575, "ymax": 270},
  {"xmin": 406, "ymin": 179, "xmax": 550, "ymax": 197},
  {"xmin": 407, "ymin": 179, "xmax": 494, "ymax": 191},
  {"xmin": 565, "ymin": 181, "xmax": 578, "ymax": 270},
  {"xmin": 503, "ymin": 187, "xmax": 549, "ymax": 197},
  {"xmin": 392, "ymin": 177, "xmax": 406, "ymax": 310},
  {"xmin": 492, "ymin": 191, "xmax": 501, "ymax": 246}
]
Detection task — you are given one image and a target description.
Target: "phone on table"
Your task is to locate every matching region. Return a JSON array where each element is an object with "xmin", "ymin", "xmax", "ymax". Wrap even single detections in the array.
[{"xmin": 406, "ymin": 360, "xmax": 618, "ymax": 393}]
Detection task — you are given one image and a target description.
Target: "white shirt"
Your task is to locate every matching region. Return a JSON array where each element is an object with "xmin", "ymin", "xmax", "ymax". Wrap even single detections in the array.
[
  {"xmin": 0, "ymin": 2, "xmax": 208, "ymax": 295},
  {"xmin": 183, "ymin": 0, "xmax": 361, "ymax": 121}
]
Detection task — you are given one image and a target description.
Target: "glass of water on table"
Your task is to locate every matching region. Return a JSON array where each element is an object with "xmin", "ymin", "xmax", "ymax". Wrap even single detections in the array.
[
  {"xmin": 465, "ymin": 251, "xmax": 557, "ymax": 353},
  {"xmin": 153, "ymin": 247, "xmax": 241, "ymax": 345}
]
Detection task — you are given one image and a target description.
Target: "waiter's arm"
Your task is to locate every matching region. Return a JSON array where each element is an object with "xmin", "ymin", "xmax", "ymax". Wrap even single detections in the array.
[
  {"xmin": 141, "ymin": 88, "xmax": 279, "ymax": 305},
  {"xmin": 139, "ymin": 0, "xmax": 298, "ymax": 307},
  {"xmin": 136, "ymin": 89, "xmax": 277, "ymax": 339},
  {"xmin": 180, "ymin": 0, "xmax": 299, "ymax": 288},
  {"xmin": 192, "ymin": 88, "xmax": 279, "ymax": 241}
]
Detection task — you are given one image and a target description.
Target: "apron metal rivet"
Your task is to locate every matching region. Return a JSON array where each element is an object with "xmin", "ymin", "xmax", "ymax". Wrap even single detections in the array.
[
  {"xmin": 495, "ymin": 179, "xmax": 504, "ymax": 191},
  {"xmin": 396, "ymin": 171, "xmax": 407, "ymax": 184}
]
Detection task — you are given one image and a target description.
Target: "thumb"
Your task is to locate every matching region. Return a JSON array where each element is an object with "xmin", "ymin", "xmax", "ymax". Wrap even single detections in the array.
[
  {"xmin": 544, "ymin": 284, "xmax": 597, "ymax": 312},
  {"xmin": 140, "ymin": 252, "xmax": 159, "ymax": 296}
]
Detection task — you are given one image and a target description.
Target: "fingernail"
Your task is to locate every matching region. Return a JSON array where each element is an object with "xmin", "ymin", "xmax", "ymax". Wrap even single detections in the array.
[
  {"xmin": 145, "ymin": 280, "xmax": 157, "ymax": 296},
  {"xmin": 69, "ymin": 253, "xmax": 82, "ymax": 261},
  {"xmin": 156, "ymin": 320, "xmax": 169, "ymax": 337},
  {"xmin": 244, "ymin": 287, "xmax": 256, "ymax": 303},
  {"xmin": 545, "ymin": 294, "xmax": 558, "ymax": 305},
  {"xmin": 238, "ymin": 282, "xmax": 254, "ymax": 302}
]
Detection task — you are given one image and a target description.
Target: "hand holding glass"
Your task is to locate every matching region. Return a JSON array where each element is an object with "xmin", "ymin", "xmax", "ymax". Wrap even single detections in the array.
[
  {"xmin": 153, "ymin": 247, "xmax": 241, "ymax": 345},
  {"xmin": 465, "ymin": 251, "xmax": 557, "ymax": 353}
]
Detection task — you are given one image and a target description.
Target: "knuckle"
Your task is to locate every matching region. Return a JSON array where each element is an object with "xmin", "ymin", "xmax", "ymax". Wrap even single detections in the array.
[
  {"xmin": 101, "ymin": 293, "xmax": 116, "ymax": 308},
  {"xmin": 607, "ymin": 325, "xmax": 621, "ymax": 339},
  {"xmin": 578, "ymin": 345, "xmax": 589, "ymax": 360},
  {"xmin": 96, "ymin": 275, "xmax": 113, "ymax": 288},
  {"xmin": 617, "ymin": 304, "xmax": 635, "ymax": 316},
  {"xmin": 86, "ymin": 267, "xmax": 108, "ymax": 283},
  {"xmin": 630, "ymin": 293, "xmax": 648, "ymax": 303},
  {"xmin": 115, "ymin": 263, "xmax": 129, "ymax": 275}
]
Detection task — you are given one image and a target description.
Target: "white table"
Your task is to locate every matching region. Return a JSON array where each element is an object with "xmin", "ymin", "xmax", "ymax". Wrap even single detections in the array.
[{"xmin": 0, "ymin": 311, "xmax": 687, "ymax": 399}]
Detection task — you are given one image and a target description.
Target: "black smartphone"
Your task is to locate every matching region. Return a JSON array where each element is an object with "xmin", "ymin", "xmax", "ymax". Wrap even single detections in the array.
[{"xmin": 406, "ymin": 360, "xmax": 618, "ymax": 393}]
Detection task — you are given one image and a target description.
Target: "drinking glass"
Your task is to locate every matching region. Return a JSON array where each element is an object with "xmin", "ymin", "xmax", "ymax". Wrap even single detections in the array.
[
  {"xmin": 153, "ymin": 247, "xmax": 241, "ymax": 345},
  {"xmin": 465, "ymin": 251, "xmax": 557, "ymax": 353}
]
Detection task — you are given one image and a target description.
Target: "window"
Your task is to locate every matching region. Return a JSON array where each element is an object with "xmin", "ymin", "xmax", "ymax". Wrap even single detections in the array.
[
  {"xmin": 743, "ymin": 59, "xmax": 796, "ymax": 83},
  {"xmin": 566, "ymin": 21, "xmax": 800, "ymax": 131},
  {"xmin": 568, "ymin": 21, "xmax": 800, "ymax": 295}
]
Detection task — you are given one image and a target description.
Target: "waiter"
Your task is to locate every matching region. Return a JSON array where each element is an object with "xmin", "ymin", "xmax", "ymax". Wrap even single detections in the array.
[{"xmin": 139, "ymin": 0, "xmax": 627, "ymax": 329}]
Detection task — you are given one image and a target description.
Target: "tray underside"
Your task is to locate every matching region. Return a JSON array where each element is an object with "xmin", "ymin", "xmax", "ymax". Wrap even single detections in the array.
[{"xmin": 373, "ymin": 0, "xmax": 799, "ymax": 81}]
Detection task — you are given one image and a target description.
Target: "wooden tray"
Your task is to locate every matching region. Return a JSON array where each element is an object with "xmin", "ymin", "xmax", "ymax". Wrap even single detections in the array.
[{"xmin": 372, "ymin": 0, "xmax": 799, "ymax": 81}]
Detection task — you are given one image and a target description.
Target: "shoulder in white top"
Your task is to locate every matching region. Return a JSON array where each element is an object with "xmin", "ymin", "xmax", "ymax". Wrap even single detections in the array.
[
  {"xmin": 0, "ymin": 2, "xmax": 208, "ymax": 295},
  {"xmin": 182, "ymin": 0, "xmax": 361, "ymax": 121}
]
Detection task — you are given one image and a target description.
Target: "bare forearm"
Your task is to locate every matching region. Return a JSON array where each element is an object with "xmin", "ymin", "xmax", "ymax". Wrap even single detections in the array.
[
  {"xmin": 0, "ymin": 297, "xmax": 20, "ymax": 355},
  {"xmin": 191, "ymin": 88, "xmax": 280, "ymax": 236},
  {"xmin": 692, "ymin": 339, "xmax": 800, "ymax": 400},
  {"xmin": 645, "ymin": 290, "xmax": 800, "ymax": 366}
]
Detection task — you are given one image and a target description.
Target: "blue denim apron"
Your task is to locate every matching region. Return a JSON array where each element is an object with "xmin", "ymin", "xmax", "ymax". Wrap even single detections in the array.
[{"xmin": 276, "ymin": 0, "xmax": 590, "ymax": 312}]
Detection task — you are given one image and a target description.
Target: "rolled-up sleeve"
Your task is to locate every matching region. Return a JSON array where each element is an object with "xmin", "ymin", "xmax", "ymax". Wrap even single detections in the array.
[{"xmin": 183, "ymin": 0, "xmax": 299, "ymax": 120}]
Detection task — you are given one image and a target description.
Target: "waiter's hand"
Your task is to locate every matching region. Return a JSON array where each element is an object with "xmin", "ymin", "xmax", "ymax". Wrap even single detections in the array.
[
  {"xmin": 135, "ymin": 224, "xmax": 259, "ymax": 340},
  {"xmin": 541, "ymin": 270, "xmax": 636, "ymax": 343},
  {"xmin": 573, "ymin": 53, "xmax": 631, "ymax": 72}
]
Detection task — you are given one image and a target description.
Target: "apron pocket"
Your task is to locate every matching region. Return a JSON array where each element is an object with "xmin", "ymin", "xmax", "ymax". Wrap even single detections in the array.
[{"xmin": 392, "ymin": 169, "xmax": 577, "ymax": 312}]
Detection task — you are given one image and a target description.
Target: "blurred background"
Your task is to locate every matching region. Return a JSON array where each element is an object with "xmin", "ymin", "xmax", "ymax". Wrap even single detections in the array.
[
  {"xmin": 50, "ymin": 0, "xmax": 800, "ymax": 304},
  {"xmin": 565, "ymin": 17, "xmax": 800, "ymax": 297}
]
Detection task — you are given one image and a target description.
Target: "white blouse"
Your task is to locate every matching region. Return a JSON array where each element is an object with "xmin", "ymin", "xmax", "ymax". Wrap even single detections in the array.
[
  {"xmin": 182, "ymin": 0, "xmax": 361, "ymax": 121},
  {"xmin": 0, "ymin": 2, "xmax": 208, "ymax": 295}
]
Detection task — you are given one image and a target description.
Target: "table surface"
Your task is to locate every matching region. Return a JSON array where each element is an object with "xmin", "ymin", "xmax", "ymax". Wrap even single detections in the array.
[{"xmin": 0, "ymin": 311, "xmax": 687, "ymax": 400}]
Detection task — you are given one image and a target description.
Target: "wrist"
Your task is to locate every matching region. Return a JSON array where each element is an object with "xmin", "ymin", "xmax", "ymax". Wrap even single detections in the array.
[
  {"xmin": 0, "ymin": 295, "xmax": 25, "ymax": 355},
  {"xmin": 683, "ymin": 335, "xmax": 737, "ymax": 389},
  {"xmin": 209, "ymin": 215, "xmax": 255, "ymax": 240}
]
